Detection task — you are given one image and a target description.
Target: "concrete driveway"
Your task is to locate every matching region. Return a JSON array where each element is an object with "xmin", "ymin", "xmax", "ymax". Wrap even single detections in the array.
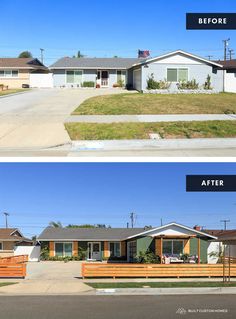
[{"xmin": 0, "ymin": 88, "xmax": 124, "ymax": 149}]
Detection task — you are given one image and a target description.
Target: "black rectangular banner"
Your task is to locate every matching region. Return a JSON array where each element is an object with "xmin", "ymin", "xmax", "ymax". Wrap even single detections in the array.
[
  {"xmin": 186, "ymin": 13, "xmax": 236, "ymax": 30},
  {"xmin": 186, "ymin": 175, "xmax": 236, "ymax": 192}
]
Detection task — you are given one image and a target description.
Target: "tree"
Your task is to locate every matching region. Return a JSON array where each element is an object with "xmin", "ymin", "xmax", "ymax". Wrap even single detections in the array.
[
  {"xmin": 49, "ymin": 221, "xmax": 63, "ymax": 228},
  {"xmin": 67, "ymin": 224, "xmax": 95, "ymax": 228},
  {"xmin": 73, "ymin": 50, "xmax": 85, "ymax": 58},
  {"xmin": 18, "ymin": 51, "xmax": 33, "ymax": 58}
]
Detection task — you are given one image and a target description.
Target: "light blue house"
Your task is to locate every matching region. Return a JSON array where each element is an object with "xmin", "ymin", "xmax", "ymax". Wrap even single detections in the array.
[{"xmin": 50, "ymin": 50, "xmax": 224, "ymax": 92}]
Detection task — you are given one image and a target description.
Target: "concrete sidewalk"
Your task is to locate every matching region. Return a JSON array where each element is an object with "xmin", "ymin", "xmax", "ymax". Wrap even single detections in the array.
[{"xmin": 66, "ymin": 114, "xmax": 236, "ymax": 123}]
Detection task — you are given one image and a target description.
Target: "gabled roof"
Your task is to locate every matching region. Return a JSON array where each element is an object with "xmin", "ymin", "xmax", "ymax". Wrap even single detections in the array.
[
  {"xmin": 0, "ymin": 58, "xmax": 48, "ymax": 70},
  {"xmin": 50, "ymin": 57, "xmax": 145, "ymax": 70},
  {"xmin": 126, "ymin": 222, "xmax": 218, "ymax": 240},
  {"xmin": 0, "ymin": 228, "xmax": 32, "ymax": 242},
  {"xmin": 132, "ymin": 50, "xmax": 223, "ymax": 68},
  {"xmin": 38, "ymin": 227, "xmax": 146, "ymax": 241}
]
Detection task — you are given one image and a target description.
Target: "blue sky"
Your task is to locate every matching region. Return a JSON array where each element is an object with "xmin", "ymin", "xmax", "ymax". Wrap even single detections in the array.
[
  {"xmin": 0, "ymin": 163, "xmax": 236, "ymax": 238},
  {"xmin": 1, "ymin": 0, "xmax": 236, "ymax": 65}
]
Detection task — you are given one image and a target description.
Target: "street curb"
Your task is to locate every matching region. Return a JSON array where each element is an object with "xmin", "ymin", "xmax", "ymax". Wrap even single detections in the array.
[
  {"xmin": 71, "ymin": 138, "xmax": 236, "ymax": 151},
  {"xmin": 95, "ymin": 287, "xmax": 236, "ymax": 295},
  {"xmin": 0, "ymin": 90, "xmax": 32, "ymax": 99}
]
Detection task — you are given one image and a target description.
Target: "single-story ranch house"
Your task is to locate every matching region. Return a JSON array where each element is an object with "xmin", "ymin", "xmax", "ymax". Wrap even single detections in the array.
[
  {"xmin": 38, "ymin": 222, "xmax": 221, "ymax": 264},
  {"xmin": 0, "ymin": 58, "xmax": 48, "ymax": 89},
  {"xmin": 50, "ymin": 50, "xmax": 224, "ymax": 92}
]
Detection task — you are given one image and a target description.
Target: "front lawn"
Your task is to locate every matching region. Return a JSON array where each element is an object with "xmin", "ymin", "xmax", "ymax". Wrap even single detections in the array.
[
  {"xmin": 65, "ymin": 120, "xmax": 236, "ymax": 140},
  {"xmin": 72, "ymin": 93, "xmax": 236, "ymax": 115},
  {"xmin": 0, "ymin": 89, "xmax": 28, "ymax": 97},
  {"xmin": 87, "ymin": 282, "xmax": 236, "ymax": 289},
  {"xmin": 0, "ymin": 282, "xmax": 17, "ymax": 287}
]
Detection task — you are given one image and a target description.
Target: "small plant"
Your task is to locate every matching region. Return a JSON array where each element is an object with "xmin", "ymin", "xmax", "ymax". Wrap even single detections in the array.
[
  {"xmin": 117, "ymin": 79, "xmax": 125, "ymax": 88},
  {"xmin": 204, "ymin": 74, "xmax": 212, "ymax": 90},
  {"xmin": 81, "ymin": 81, "xmax": 95, "ymax": 88},
  {"xmin": 136, "ymin": 249, "xmax": 161, "ymax": 264},
  {"xmin": 78, "ymin": 247, "xmax": 87, "ymax": 260},
  {"xmin": 40, "ymin": 246, "xmax": 49, "ymax": 260},
  {"xmin": 178, "ymin": 79, "xmax": 199, "ymax": 90},
  {"xmin": 147, "ymin": 74, "xmax": 170, "ymax": 90},
  {"xmin": 96, "ymin": 84, "xmax": 101, "ymax": 88}
]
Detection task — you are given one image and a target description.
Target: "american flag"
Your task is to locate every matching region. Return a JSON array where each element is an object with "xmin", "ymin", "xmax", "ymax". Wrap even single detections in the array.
[{"xmin": 138, "ymin": 50, "xmax": 150, "ymax": 58}]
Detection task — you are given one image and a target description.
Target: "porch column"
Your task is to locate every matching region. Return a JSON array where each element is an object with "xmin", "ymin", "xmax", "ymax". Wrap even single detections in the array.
[
  {"xmin": 104, "ymin": 241, "xmax": 110, "ymax": 258},
  {"xmin": 184, "ymin": 239, "xmax": 190, "ymax": 254},
  {"xmin": 49, "ymin": 241, "xmax": 54, "ymax": 257},
  {"xmin": 73, "ymin": 242, "xmax": 78, "ymax": 257},
  {"xmin": 155, "ymin": 238, "xmax": 163, "ymax": 263},
  {"xmin": 197, "ymin": 238, "xmax": 201, "ymax": 264}
]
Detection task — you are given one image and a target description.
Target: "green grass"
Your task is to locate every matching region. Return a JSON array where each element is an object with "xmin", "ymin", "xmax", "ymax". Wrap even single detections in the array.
[
  {"xmin": 65, "ymin": 120, "xmax": 236, "ymax": 140},
  {"xmin": 87, "ymin": 282, "xmax": 236, "ymax": 289},
  {"xmin": 0, "ymin": 282, "xmax": 17, "ymax": 287},
  {"xmin": 72, "ymin": 93, "xmax": 236, "ymax": 115},
  {"xmin": 0, "ymin": 89, "xmax": 28, "ymax": 97}
]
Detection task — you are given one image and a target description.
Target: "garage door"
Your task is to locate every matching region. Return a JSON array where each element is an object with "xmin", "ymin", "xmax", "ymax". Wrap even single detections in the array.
[
  {"xmin": 30, "ymin": 73, "xmax": 53, "ymax": 88},
  {"xmin": 133, "ymin": 69, "xmax": 141, "ymax": 91}
]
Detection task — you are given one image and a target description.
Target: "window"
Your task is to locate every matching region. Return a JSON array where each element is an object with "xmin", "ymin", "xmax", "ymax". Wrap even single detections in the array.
[
  {"xmin": 162, "ymin": 240, "xmax": 184, "ymax": 256},
  {"xmin": 167, "ymin": 68, "xmax": 188, "ymax": 82},
  {"xmin": 109, "ymin": 242, "xmax": 121, "ymax": 257},
  {"xmin": 0, "ymin": 70, "xmax": 19, "ymax": 78},
  {"xmin": 128, "ymin": 241, "xmax": 137, "ymax": 261},
  {"xmin": 0, "ymin": 242, "xmax": 2, "ymax": 250},
  {"xmin": 66, "ymin": 70, "xmax": 83, "ymax": 84},
  {"xmin": 55, "ymin": 242, "xmax": 72, "ymax": 257},
  {"xmin": 117, "ymin": 70, "xmax": 126, "ymax": 84}
]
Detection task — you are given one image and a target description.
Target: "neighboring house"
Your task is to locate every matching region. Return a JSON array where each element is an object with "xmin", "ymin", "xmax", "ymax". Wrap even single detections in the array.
[
  {"xmin": 206, "ymin": 229, "xmax": 236, "ymax": 260},
  {"xmin": 0, "ymin": 58, "xmax": 48, "ymax": 89},
  {"xmin": 38, "ymin": 222, "xmax": 217, "ymax": 264},
  {"xmin": 0, "ymin": 228, "xmax": 33, "ymax": 257},
  {"xmin": 50, "ymin": 50, "xmax": 224, "ymax": 92},
  {"xmin": 215, "ymin": 59, "xmax": 236, "ymax": 93}
]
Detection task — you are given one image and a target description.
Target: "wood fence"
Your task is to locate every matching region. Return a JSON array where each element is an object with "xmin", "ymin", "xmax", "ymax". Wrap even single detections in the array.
[
  {"xmin": 82, "ymin": 263, "xmax": 236, "ymax": 279},
  {"xmin": 0, "ymin": 255, "xmax": 28, "ymax": 278}
]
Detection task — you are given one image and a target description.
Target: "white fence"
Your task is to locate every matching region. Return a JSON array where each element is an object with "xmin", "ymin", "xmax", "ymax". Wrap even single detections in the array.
[
  {"xmin": 225, "ymin": 72, "xmax": 236, "ymax": 93},
  {"xmin": 30, "ymin": 73, "xmax": 54, "ymax": 88},
  {"xmin": 14, "ymin": 246, "xmax": 41, "ymax": 262}
]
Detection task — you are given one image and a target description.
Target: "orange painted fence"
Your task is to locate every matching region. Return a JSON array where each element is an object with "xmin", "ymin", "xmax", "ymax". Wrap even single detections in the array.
[
  {"xmin": 82, "ymin": 263, "xmax": 236, "ymax": 279},
  {"xmin": 0, "ymin": 263, "xmax": 26, "ymax": 278},
  {"xmin": 0, "ymin": 255, "xmax": 28, "ymax": 278},
  {"xmin": 0, "ymin": 255, "xmax": 28, "ymax": 264}
]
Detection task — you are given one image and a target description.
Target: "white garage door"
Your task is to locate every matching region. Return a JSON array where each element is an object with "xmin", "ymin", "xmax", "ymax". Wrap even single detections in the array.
[
  {"xmin": 133, "ymin": 69, "xmax": 142, "ymax": 91},
  {"xmin": 30, "ymin": 73, "xmax": 53, "ymax": 88}
]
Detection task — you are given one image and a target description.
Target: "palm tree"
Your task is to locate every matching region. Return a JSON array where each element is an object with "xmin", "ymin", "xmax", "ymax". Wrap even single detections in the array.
[{"xmin": 49, "ymin": 221, "xmax": 63, "ymax": 228}]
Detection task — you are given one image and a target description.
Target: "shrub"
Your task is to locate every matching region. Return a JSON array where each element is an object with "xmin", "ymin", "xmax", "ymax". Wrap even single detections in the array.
[
  {"xmin": 204, "ymin": 74, "xmax": 212, "ymax": 90},
  {"xmin": 178, "ymin": 79, "xmax": 199, "ymax": 90},
  {"xmin": 96, "ymin": 84, "xmax": 101, "ymax": 89},
  {"xmin": 147, "ymin": 73, "xmax": 170, "ymax": 90},
  {"xmin": 78, "ymin": 247, "xmax": 87, "ymax": 260},
  {"xmin": 135, "ymin": 249, "xmax": 161, "ymax": 264},
  {"xmin": 40, "ymin": 246, "xmax": 49, "ymax": 260},
  {"xmin": 81, "ymin": 81, "xmax": 95, "ymax": 88}
]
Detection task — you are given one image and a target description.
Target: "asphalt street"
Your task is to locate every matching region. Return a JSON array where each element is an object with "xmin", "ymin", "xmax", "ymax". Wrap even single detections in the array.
[{"xmin": 0, "ymin": 295, "xmax": 235, "ymax": 319}]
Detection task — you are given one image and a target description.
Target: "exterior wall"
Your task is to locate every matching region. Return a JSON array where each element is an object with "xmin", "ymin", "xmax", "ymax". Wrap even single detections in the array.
[
  {"xmin": 0, "ymin": 69, "xmax": 30, "ymax": 89},
  {"xmin": 136, "ymin": 236, "xmax": 155, "ymax": 255},
  {"xmin": 52, "ymin": 69, "xmax": 124, "ymax": 88},
  {"xmin": 0, "ymin": 241, "xmax": 15, "ymax": 257},
  {"xmin": 224, "ymin": 71, "xmax": 236, "ymax": 93},
  {"xmin": 49, "ymin": 241, "xmax": 55, "ymax": 257},
  {"xmin": 184, "ymin": 239, "xmax": 190, "ymax": 254},
  {"xmin": 141, "ymin": 63, "xmax": 224, "ymax": 92},
  {"xmin": 155, "ymin": 238, "xmax": 162, "ymax": 257},
  {"xmin": 73, "ymin": 242, "xmax": 78, "ymax": 257},
  {"xmin": 190, "ymin": 238, "xmax": 209, "ymax": 263}
]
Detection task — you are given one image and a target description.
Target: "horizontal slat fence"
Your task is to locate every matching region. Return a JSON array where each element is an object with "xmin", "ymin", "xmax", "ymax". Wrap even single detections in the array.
[
  {"xmin": 82, "ymin": 263, "xmax": 236, "ymax": 279},
  {"xmin": 0, "ymin": 263, "xmax": 26, "ymax": 278},
  {"xmin": 0, "ymin": 255, "xmax": 28, "ymax": 264}
]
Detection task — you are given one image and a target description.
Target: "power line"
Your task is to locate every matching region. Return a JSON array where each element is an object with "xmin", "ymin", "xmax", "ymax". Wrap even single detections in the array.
[{"xmin": 220, "ymin": 219, "xmax": 231, "ymax": 230}]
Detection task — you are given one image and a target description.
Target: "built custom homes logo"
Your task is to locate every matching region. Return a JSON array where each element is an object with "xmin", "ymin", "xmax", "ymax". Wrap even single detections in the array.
[
  {"xmin": 186, "ymin": 175, "xmax": 236, "ymax": 192},
  {"xmin": 186, "ymin": 13, "xmax": 236, "ymax": 29}
]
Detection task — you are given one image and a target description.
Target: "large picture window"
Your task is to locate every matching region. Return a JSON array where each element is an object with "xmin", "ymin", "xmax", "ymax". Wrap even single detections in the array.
[
  {"xmin": 167, "ymin": 68, "xmax": 188, "ymax": 82},
  {"xmin": 162, "ymin": 240, "xmax": 184, "ymax": 255},
  {"xmin": 0, "ymin": 70, "xmax": 19, "ymax": 78},
  {"xmin": 55, "ymin": 242, "xmax": 73, "ymax": 257},
  {"xmin": 109, "ymin": 242, "xmax": 121, "ymax": 257},
  {"xmin": 66, "ymin": 70, "xmax": 83, "ymax": 84}
]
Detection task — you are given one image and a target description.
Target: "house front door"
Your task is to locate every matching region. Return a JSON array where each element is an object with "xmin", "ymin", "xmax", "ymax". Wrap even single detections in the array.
[
  {"xmin": 88, "ymin": 242, "xmax": 101, "ymax": 260},
  {"xmin": 97, "ymin": 70, "xmax": 109, "ymax": 87}
]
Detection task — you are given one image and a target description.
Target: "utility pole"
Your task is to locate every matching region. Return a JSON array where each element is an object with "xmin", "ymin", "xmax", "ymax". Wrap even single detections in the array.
[
  {"xmin": 160, "ymin": 218, "xmax": 163, "ymax": 226},
  {"xmin": 223, "ymin": 38, "xmax": 230, "ymax": 61},
  {"xmin": 220, "ymin": 219, "xmax": 230, "ymax": 230},
  {"xmin": 228, "ymin": 49, "xmax": 234, "ymax": 60},
  {"xmin": 130, "ymin": 212, "xmax": 136, "ymax": 228},
  {"xmin": 206, "ymin": 55, "xmax": 213, "ymax": 61},
  {"xmin": 40, "ymin": 48, "xmax": 45, "ymax": 64},
  {"xmin": 3, "ymin": 212, "xmax": 9, "ymax": 228}
]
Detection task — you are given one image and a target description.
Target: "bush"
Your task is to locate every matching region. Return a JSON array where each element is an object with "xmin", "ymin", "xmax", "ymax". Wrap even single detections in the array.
[
  {"xmin": 178, "ymin": 79, "xmax": 199, "ymax": 90},
  {"xmin": 40, "ymin": 246, "xmax": 49, "ymax": 260},
  {"xmin": 135, "ymin": 250, "xmax": 161, "ymax": 264},
  {"xmin": 204, "ymin": 74, "xmax": 212, "ymax": 90},
  {"xmin": 147, "ymin": 73, "xmax": 170, "ymax": 90},
  {"xmin": 81, "ymin": 81, "xmax": 95, "ymax": 88}
]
